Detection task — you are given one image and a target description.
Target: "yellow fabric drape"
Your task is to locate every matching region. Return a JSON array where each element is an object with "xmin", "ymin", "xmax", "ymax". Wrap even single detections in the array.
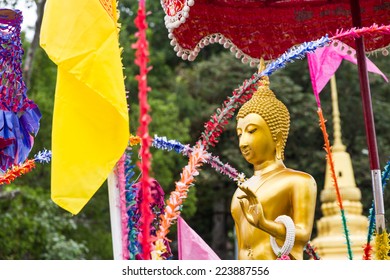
[{"xmin": 40, "ymin": 0, "xmax": 129, "ymax": 215}]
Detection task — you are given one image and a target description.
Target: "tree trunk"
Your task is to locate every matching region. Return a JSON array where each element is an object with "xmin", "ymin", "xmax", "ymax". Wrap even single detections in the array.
[
  {"xmin": 23, "ymin": 0, "xmax": 46, "ymax": 87},
  {"xmin": 212, "ymin": 194, "xmax": 226, "ymax": 258}
]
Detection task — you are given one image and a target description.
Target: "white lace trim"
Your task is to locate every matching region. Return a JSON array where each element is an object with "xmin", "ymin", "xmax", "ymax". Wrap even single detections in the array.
[
  {"xmin": 331, "ymin": 39, "xmax": 390, "ymax": 59},
  {"xmin": 168, "ymin": 31, "xmax": 261, "ymax": 67},
  {"xmin": 366, "ymin": 44, "xmax": 390, "ymax": 57},
  {"xmin": 161, "ymin": 0, "xmax": 195, "ymax": 29},
  {"xmin": 161, "ymin": 0, "xmax": 259, "ymax": 67},
  {"xmin": 331, "ymin": 39, "xmax": 357, "ymax": 57}
]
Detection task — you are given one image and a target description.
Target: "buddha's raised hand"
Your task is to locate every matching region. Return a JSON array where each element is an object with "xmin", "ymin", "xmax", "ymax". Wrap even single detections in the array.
[{"xmin": 237, "ymin": 185, "xmax": 265, "ymax": 229}]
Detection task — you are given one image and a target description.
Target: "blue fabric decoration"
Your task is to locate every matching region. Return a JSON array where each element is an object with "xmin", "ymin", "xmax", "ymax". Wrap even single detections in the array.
[{"xmin": 0, "ymin": 9, "xmax": 41, "ymax": 171}]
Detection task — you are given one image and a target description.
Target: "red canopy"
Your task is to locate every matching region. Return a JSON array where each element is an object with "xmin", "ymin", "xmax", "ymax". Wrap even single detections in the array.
[{"xmin": 162, "ymin": 0, "xmax": 390, "ymax": 64}]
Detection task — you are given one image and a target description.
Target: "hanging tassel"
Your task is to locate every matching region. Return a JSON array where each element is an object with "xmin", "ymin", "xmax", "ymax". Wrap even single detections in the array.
[
  {"xmin": 0, "ymin": 149, "xmax": 52, "ymax": 186},
  {"xmin": 363, "ymin": 159, "xmax": 390, "ymax": 259},
  {"xmin": 374, "ymin": 230, "xmax": 390, "ymax": 260}
]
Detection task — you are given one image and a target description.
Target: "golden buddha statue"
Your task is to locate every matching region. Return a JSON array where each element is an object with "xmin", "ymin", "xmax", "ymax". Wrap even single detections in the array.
[{"xmin": 231, "ymin": 76, "xmax": 317, "ymax": 260}]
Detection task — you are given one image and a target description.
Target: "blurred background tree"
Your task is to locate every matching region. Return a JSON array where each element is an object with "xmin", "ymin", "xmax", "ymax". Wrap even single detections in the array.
[{"xmin": 0, "ymin": 0, "xmax": 389, "ymax": 259}]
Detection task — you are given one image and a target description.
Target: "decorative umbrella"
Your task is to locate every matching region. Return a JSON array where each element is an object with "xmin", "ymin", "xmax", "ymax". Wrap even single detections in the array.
[{"xmin": 161, "ymin": 0, "xmax": 389, "ymax": 235}]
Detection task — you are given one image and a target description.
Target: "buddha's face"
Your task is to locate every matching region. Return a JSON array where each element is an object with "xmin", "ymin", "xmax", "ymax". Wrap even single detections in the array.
[{"xmin": 236, "ymin": 113, "xmax": 276, "ymax": 166}]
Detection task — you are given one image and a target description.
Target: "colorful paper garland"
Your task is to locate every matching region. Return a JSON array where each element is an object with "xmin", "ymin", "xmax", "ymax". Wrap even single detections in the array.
[
  {"xmin": 116, "ymin": 154, "xmax": 130, "ymax": 260},
  {"xmin": 124, "ymin": 149, "xmax": 141, "ymax": 260},
  {"xmin": 332, "ymin": 24, "xmax": 390, "ymax": 42},
  {"xmin": 133, "ymin": 0, "xmax": 154, "ymax": 260},
  {"xmin": 152, "ymin": 135, "xmax": 239, "ymax": 180},
  {"xmin": 317, "ymin": 108, "xmax": 353, "ymax": 260},
  {"xmin": 0, "ymin": 149, "xmax": 51, "ymax": 186},
  {"xmin": 152, "ymin": 144, "xmax": 209, "ymax": 259},
  {"xmin": 305, "ymin": 242, "xmax": 321, "ymax": 260}
]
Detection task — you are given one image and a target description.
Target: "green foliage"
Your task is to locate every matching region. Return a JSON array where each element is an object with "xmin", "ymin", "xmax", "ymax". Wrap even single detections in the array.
[
  {"xmin": 69, "ymin": 183, "xmax": 114, "ymax": 259},
  {"xmin": 0, "ymin": 185, "xmax": 88, "ymax": 259}
]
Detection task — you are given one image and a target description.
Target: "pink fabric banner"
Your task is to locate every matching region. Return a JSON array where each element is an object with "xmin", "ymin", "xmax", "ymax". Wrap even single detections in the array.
[
  {"xmin": 177, "ymin": 216, "xmax": 220, "ymax": 260},
  {"xmin": 307, "ymin": 40, "xmax": 388, "ymax": 107}
]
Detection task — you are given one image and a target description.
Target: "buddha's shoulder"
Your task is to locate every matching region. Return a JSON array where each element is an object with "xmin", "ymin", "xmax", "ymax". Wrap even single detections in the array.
[{"xmin": 281, "ymin": 168, "xmax": 317, "ymax": 185}]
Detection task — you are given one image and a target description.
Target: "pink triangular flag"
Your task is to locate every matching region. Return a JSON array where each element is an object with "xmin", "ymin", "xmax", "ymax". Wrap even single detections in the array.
[
  {"xmin": 307, "ymin": 40, "xmax": 388, "ymax": 106},
  {"xmin": 177, "ymin": 216, "xmax": 220, "ymax": 260}
]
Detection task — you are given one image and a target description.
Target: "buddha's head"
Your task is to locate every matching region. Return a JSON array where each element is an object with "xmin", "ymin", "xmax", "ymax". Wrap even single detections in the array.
[{"xmin": 236, "ymin": 76, "xmax": 290, "ymax": 164}]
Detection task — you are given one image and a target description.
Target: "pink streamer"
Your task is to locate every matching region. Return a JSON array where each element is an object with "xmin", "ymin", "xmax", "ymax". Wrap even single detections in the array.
[{"xmin": 116, "ymin": 154, "xmax": 130, "ymax": 260}]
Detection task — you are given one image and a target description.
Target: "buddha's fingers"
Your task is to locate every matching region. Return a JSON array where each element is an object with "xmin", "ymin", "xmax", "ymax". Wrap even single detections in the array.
[
  {"xmin": 238, "ymin": 186, "xmax": 258, "ymax": 205},
  {"xmin": 239, "ymin": 199, "xmax": 256, "ymax": 226}
]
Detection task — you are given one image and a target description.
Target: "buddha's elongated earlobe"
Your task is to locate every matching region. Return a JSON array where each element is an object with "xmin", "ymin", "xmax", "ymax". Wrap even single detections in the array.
[{"xmin": 275, "ymin": 130, "xmax": 283, "ymax": 160}]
